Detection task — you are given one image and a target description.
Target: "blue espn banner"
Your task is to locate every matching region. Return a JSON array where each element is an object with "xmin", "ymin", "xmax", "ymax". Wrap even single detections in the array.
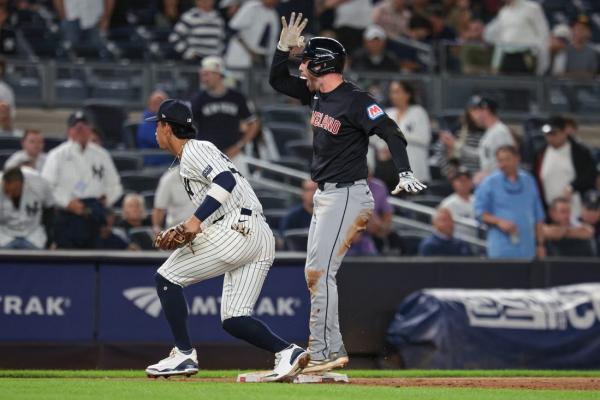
[
  {"xmin": 98, "ymin": 264, "xmax": 310, "ymax": 342},
  {"xmin": 387, "ymin": 283, "xmax": 600, "ymax": 369},
  {"xmin": 0, "ymin": 262, "xmax": 96, "ymax": 341}
]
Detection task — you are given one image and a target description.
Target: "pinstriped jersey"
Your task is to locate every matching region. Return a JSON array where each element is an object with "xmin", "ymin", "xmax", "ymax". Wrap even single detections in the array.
[{"xmin": 178, "ymin": 139, "xmax": 263, "ymax": 226}]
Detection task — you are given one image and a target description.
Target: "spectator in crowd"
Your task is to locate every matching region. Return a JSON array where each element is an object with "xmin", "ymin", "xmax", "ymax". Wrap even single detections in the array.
[
  {"xmin": 190, "ymin": 56, "xmax": 258, "ymax": 174},
  {"xmin": 475, "ymin": 145, "xmax": 545, "ymax": 259},
  {"xmin": 41, "ymin": 110, "xmax": 123, "ymax": 249},
  {"xmin": 410, "ymin": 0, "xmax": 431, "ymax": 17},
  {"xmin": 548, "ymin": 24, "xmax": 571, "ymax": 77},
  {"xmin": 0, "ymin": 58, "xmax": 15, "ymax": 119},
  {"xmin": 437, "ymin": 107, "xmax": 484, "ymax": 176},
  {"xmin": 429, "ymin": 6, "xmax": 456, "ymax": 42},
  {"xmin": 4, "ymin": 129, "xmax": 47, "ymax": 172},
  {"xmin": 580, "ymin": 190, "xmax": 600, "ymax": 253},
  {"xmin": 0, "ymin": 5, "xmax": 17, "ymax": 56},
  {"xmin": 53, "ymin": 0, "xmax": 112, "ymax": 58},
  {"xmin": 95, "ymin": 208, "xmax": 137, "ymax": 250},
  {"xmin": 484, "ymin": 0, "xmax": 550, "ymax": 75},
  {"xmin": 440, "ymin": 167, "xmax": 476, "ymax": 237},
  {"xmin": 418, "ymin": 207, "xmax": 472, "ymax": 256},
  {"xmin": 224, "ymin": 0, "xmax": 279, "ymax": 69},
  {"xmin": 542, "ymin": 197, "xmax": 595, "ymax": 257},
  {"xmin": 371, "ymin": 0, "xmax": 411, "ymax": 39},
  {"xmin": 0, "ymin": 101, "xmax": 22, "ymax": 137},
  {"xmin": 445, "ymin": 0, "xmax": 471, "ymax": 34},
  {"xmin": 137, "ymin": 89, "xmax": 171, "ymax": 166},
  {"xmin": 366, "ymin": 149, "xmax": 396, "ymax": 254},
  {"xmin": 152, "ymin": 165, "xmax": 196, "ymax": 234},
  {"xmin": 161, "ymin": 0, "xmax": 196, "ymax": 24},
  {"xmin": 0, "ymin": 167, "xmax": 54, "ymax": 249},
  {"xmin": 169, "ymin": 0, "xmax": 226, "ymax": 62},
  {"xmin": 331, "ymin": 0, "xmax": 373, "ymax": 55},
  {"xmin": 218, "ymin": 0, "xmax": 243, "ymax": 24},
  {"xmin": 458, "ymin": 19, "xmax": 492, "ymax": 75},
  {"xmin": 394, "ymin": 14, "xmax": 432, "ymax": 73},
  {"xmin": 279, "ymin": 179, "xmax": 317, "ymax": 233},
  {"xmin": 380, "ymin": 81, "xmax": 431, "ymax": 183},
  {"xmin": 468, "ymin": 95, "xmax": 514, "ymax": 182},
  {"xmin": 350, "ymin": 25, "xmax": 399, "ymax": 72},
  {"xmin": 564, "ymin": 15, "xmax": 598, "ymax": 79},
  {"xmin": 563, "ymin": 115, "xmax": 578, "ymax": 137},
  {"xmin": 117, "ymin": 193, "xmax": 154, "ymax": 250},
  {"xmin": 534, "ymin": 116, "xmax": 597, "ymax": 218}
]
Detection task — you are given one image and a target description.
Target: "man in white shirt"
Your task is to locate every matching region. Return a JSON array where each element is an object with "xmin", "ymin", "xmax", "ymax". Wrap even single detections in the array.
[
  {"xmin": 467, "ymin": 96, "xmax": 514, "ymax": 180},
  {"xmin": 484, "ymin": 0, "xmax": 550, "ymax": 75},
  {"xmin": 224, "ymin": 0, "xmax": 279, "ymax": 69},
  {"xmin": 4, "ymin": 129, "xmax": 47, "ymax": 172},
  {"xmin": 54, "ymin": 0, "xmax": 111, "ymax": 58},
  {"xmin": 41, "ymin": 110, "xmax": 123, "ymax": 248},
  {"xmin": 534, "ymin": 116, "xmax": 597, "ymax": 219},
  {"xmin": 440, "ymin": 167, "xmax": 476, "ymax": 238},
  {"xmin": 0, "ymin": 167, "xmax": 54, "ymax": 249},
  {"xmin": 152, "ymin": 166, "xmax": 196, "ymax": 235}
]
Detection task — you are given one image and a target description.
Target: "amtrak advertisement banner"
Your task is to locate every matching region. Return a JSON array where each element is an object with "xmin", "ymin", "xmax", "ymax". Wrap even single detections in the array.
[
  {"xmin": 98, "ymin": 264, "xmax": 310, "ymax": 342},
  {"xmin": 387, "ymin": 283, "xmax": 600, "ymax": 369},
  {"xmin": 0, "ymin": 262, "xmax": 95, "ymax": 341}
]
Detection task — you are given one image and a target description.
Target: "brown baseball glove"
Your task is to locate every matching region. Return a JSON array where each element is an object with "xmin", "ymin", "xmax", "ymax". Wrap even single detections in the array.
[{"xmin": 154, "ymin": 223, "xmax": 197, "ymax": 251}]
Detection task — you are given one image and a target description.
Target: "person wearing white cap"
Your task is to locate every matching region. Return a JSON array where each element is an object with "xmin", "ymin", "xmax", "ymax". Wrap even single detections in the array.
[
  {"xmin": 350, "ymin": 25, "xmax": 399, "ymax": 72},
  {"xmin": 548, "ymin": 24, "xmax": 571, "ymax": 76},
  {"xmin": 190, "ymin": 56, "xmax": 258, "ymax": 175}
]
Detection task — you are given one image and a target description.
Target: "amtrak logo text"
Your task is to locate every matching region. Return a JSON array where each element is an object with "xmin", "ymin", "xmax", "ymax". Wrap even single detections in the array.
[
  {"xmin": 0, "ymin": 295, "xmax": 71, "ymax": 316},
  {"xmin": 123, "ymin": 287, "xmax": 302, "ymax": 318}
]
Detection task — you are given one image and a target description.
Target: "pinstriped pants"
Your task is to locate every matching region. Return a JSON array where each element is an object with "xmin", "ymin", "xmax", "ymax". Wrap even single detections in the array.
[
  {"xmin": 305, "ymin": 180, "xmax": 375, "ymax": 360},
  {"xmin": 157, "ymin": 210, "xmax": 275, "ymax": 321}
]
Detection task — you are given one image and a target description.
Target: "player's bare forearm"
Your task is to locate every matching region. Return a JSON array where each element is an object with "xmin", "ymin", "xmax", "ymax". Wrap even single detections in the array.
[
  {"xmin": 184, "ymin": 215, "xmax": 202, "ymax": 234},
  {"xmin": 152, "ymin": 209, "xmax": 166, "ymax": 232}
]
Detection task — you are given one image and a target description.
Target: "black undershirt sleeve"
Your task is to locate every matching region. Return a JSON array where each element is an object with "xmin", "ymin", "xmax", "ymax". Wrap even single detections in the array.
[
  {"xmin": 268, "ymin": 49, "xmax": 312, "ymax": 105},
  {"xmin": 372, "ymin": 119, "xmax": 412, "ymax": 173}
]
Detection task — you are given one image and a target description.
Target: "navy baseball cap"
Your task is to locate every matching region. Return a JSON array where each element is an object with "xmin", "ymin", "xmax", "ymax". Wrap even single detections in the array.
[
  {"xmin": 145, "ymin": 99, "xmax": 197, "ymax": 135},
  {"xmin": 467, "ymin": 95, "xmax": 498, "ymax": 114},
  {"xmin": 67, "ymin": 110, "xmax": 89, "ymax": 127}
]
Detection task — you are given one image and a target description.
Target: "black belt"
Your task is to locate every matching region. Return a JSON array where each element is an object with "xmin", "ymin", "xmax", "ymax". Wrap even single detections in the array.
[
  {"xmin": 213, "ymin": 207, "xmax": 253, "ymax": 223},
  {"xmin": 317, "ymin": 181, "xmax": 355, "ymax": 191}
]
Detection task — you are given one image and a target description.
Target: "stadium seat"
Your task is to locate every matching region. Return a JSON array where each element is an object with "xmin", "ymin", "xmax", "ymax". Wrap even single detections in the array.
[
  {"xmin": 0, "ymin": 136, "xmax": 21, "ymax": 150},
  {"xmin": 424, "ymin": 180, "xmax": 453, "ymax": 197},
  {"xmin": 123, "ymin": 122, "xmax": 140, "ymax": 149},
  {"xmin": 285, "ymin": 140, "xmax": 313, "ymax": 162},
  {"xmin": 44, "ymin": 137, "xmax": 65, "ymax": 151},
  {"xmin": 284, "ymin": 228, "xmax": 310, "ymax": 252},
  {"xmin": 120, "ymin": 173, "xmax": 160, "ymax": 193},
  {"xmin": 264, "ymin": 209, "xmax": 288, "ymax": 231},
  {"xmin": 412, "ymin": 195, "xmax": 444, "ymax": 209},
  {"xmin": 140, "ymin": 190, "xmax": 155, "ymax": 210},
  {"xmin": 83, "ymin": 100, "xmax": 128, "ymax": 149},
  {"xmin": 112, "ymin": 154, "xmax": 143, "ymax": 173},
  {"xmin": 397, "ymin": 230, "xmax": 430, "ymax": 256},
  {"xmin": 264, "ymin": 123, "xmax": 308, "ymax": 156},
  {"xmin": 0, "ymin": 149, "xmax": 14, "ymax": 167},
  {"xmin": 128, "ymin": 226, "xmax": 156, "ymax": 250},
  {"xmin": 261, "ymin": 105, "xmax": 309, "ymax": 128},
  {"xmin": 55, "ymin": 79, "xmax": 87, "ymax": 103},
  {"xmin": 257, "ymin": 193, "xmax": 290, "ymax": 210}
]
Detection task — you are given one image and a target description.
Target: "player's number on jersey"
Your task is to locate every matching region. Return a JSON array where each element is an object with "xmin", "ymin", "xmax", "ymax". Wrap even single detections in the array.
[{"xmin": 183, "ymin": 177, "xmax": 194, "ymax": 198}]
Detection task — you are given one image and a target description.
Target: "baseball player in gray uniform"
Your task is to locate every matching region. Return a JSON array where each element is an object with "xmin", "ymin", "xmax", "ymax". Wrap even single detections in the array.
[
  {"xmin": 145, "ymin": 99, "xmax": 309, "ymax": 381},
  {"xmin": 270, "ymin": 14, "xmax": 427, "ymax": 372}
]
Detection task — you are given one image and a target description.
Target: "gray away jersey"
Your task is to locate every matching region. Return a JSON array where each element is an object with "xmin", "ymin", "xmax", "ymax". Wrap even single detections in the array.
[{"xmin": 178, "ymin": 140, "xmax": 262, "ymax": 226}]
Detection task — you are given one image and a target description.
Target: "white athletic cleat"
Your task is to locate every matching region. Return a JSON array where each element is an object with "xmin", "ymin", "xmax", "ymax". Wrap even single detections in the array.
[
  {"xmin": 302, "ymin": 347, "xmax": 349, "ymax": 374},
  {"xmin": 145, "ymin": 347, "xmax": 199, "ymax": 378},
  {"xmin": 262, "ymin": 344, "xmax": 310, "ymax": 382}
]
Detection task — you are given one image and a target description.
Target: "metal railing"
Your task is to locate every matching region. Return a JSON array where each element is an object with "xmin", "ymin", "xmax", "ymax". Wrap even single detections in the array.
[{"xmin": 6, "ymin": 57, "xmax": 600, "ymax": 122}]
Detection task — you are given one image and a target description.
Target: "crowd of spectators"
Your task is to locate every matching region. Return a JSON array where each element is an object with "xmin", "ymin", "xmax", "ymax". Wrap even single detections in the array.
[
  {"xmin": 1, "ymin": 1, "xmax": 600, "ymax": 260},
  {"xmin": 0, "ymin": 0, "xmax": 597, "ymax": 77}
]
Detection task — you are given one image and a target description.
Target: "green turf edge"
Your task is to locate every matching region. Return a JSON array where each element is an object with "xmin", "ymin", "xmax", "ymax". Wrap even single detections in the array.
[{"xmin": 2, "ymin": 370, "xmax": 600, "ymax": 379}]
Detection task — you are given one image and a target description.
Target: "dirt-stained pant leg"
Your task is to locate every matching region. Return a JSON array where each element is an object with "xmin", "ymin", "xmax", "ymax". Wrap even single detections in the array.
[{"xmin": 305, "ymin": 180, "xmax": 374, "ymax": 360}]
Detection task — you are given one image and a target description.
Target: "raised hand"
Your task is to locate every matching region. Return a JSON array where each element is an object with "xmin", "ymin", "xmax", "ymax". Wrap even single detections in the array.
[{"xmin": 278, "ymin": 12, "xmax": 309, "ymax": 52}]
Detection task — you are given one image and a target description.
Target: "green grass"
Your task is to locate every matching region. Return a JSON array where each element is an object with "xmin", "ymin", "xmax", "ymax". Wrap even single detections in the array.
[
  {"xmin": 1, "ymin": 369, "xmax": 600, "ymax": 379},
  {"xmin": 0, "ymin": 370, "xmax": 598, "ymax": 400}
]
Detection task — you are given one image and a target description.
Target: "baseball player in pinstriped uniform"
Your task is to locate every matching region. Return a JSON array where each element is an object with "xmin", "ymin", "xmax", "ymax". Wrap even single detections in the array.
[
  {"xmin": 145, "ymin": 99, "xmax": 309, "ymax": 381},
  {"xmin": 270, "ymin": 14, "xmax": 427, "ymax": 373}
]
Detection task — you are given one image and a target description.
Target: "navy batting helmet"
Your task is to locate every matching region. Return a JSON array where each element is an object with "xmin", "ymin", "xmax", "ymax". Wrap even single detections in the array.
[{"xmin": 302, "ymin": 37, "xmax": 346, "ymax": 77}]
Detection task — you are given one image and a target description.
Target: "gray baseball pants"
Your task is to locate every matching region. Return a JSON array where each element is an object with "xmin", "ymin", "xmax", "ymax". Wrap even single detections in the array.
[{"xmin": 305, "ymin": 179, "xmax": 374, "ymax": 360}]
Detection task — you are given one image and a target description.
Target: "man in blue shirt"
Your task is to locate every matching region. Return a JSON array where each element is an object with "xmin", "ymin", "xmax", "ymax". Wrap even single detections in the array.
[
  {"xmin": 137, "ymin": 90, "xmax": 172, "ymax": 165},
  {"xmin": 419, "ymin": 207, "xmax": 472, "ymax": 256},
  {"xmin": 280, "ymin": 179, "xmax": 317, "ymax": 234},
  {"xmin": 475, "ymin": 145, "xmax": 546, "ymax": 259}
]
